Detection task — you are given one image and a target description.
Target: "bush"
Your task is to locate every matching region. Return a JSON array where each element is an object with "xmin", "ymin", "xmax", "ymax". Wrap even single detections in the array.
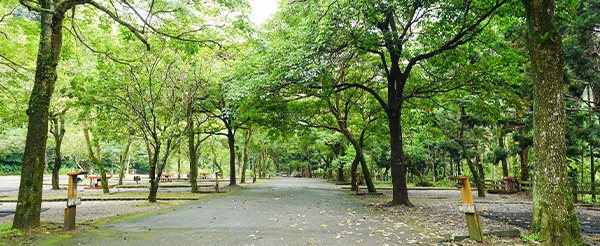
[{"xmin": 416, "ymin": 180, "xmax": 434, "ymax": 187}]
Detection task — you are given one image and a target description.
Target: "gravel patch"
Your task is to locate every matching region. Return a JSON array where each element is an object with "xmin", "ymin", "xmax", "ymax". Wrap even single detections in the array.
[{"xmin": 363, "ymin": 189, "xmax": 600, "ymax": 245}]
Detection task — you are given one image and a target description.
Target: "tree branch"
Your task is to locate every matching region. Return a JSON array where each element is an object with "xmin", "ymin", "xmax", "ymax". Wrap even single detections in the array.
[
  {"xmin": 19, "ymin": 0, "xmax": 55, "ymax": 14},
  {"xmin": 88, "ymin": 0, "xmax": 150, "ymax": 50},
  {"xmin": 335, "ymin": 83, "xmax": 387, "ymax": 110}
]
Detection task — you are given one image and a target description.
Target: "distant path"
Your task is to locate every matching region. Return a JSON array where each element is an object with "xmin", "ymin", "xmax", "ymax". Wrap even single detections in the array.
[{"xmin": 58, "ymin": 178, "xmax": 436, "ymax": 245}]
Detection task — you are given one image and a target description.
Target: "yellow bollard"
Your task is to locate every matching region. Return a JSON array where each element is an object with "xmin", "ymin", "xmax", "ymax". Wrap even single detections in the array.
[
  {"xmin": 456, "ymin": 176, "xmax": 484, "ymax": 242},
  {"xmin": 64, "ymin": 170, "xmax": 86, "ymax": 231}
]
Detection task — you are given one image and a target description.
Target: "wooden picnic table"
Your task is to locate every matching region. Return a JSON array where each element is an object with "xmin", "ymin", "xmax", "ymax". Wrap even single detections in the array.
[
  {"xmin": 161, "ymin": 173, "xmax": 174, "ymax": 182},
  {"xmin": 88, "ymin": 175, "xmax": 112, "ymax": 188}
]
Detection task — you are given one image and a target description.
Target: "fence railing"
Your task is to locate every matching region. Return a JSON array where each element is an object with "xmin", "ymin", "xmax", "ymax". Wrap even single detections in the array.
[{"xmin": 480, "ymin": 179, "xmax": 598, "ymax": 202}]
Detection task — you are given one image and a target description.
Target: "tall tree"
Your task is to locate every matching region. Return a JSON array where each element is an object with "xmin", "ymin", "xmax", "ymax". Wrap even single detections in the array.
[
  {"xmin": 199, "ymin": 82, "xmax": 250, "ymax": 186},
  {"xmin": 521, "ymin": 0, "xmax": 583, "ymax": 243},
  {"xmin": 275, "ymin": 0, "xmax": 508, "ymax": 206},
  {"xmin": 12, "ymin": 0, "xmax": 153, "ymax": 229},
  {"xmin": 101, "ymin": 50, "xmax": 188, "ymax": 202},
  {"xmin": 117, "ymin": 135, "xmax": 132, "ymax": 185},
  {"xmin": 82, "ymin": 118, "xmax": 110, "ymax": 193},
  {"xmin": 240, "ymin": 129, "xmax": 252, "ymax": 183}
]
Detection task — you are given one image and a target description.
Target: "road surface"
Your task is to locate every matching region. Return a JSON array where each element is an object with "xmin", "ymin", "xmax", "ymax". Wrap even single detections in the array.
[{"xmin": 50, "ymin": 178, "xmax": 437, "ymax": 245}]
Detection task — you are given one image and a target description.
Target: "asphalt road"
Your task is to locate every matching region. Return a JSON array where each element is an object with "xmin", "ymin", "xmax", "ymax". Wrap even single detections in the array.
[{"xmin": 48, "ymin": 178, "xmax": 438, "ymax": 245}]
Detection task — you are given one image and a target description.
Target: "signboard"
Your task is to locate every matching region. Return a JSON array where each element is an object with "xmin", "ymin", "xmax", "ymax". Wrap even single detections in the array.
[
  {"xmin": 67, "ymin": 197, "xmax": 81, "ymax": 206},
  {"xmin": 458, "ymin": 204, "xmax": 476, "ymax": 213}
]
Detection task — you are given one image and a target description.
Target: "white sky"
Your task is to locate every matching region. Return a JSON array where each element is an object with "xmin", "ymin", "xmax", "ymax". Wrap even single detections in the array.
[{"xmin": 249, "ymin": 0, "xmax": 279, "ymax": 25}]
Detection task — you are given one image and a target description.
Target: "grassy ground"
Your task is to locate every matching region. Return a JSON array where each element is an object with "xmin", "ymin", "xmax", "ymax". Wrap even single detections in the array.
[{"xmin": 0, "ymin": 200, "xmax": 195, "ymax": 246}]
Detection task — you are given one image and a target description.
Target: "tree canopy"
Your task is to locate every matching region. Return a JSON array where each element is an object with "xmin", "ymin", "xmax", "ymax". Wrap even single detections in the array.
[{"xmin": 0, "ymin": 0, "xmax": 598, "ymax": 242}]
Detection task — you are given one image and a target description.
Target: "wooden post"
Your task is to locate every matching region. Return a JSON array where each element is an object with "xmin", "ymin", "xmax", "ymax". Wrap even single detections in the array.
[
  {"xmin": 457, "ymin": 176, "xmax": 484, "ymax": 242},
  {"xmin": 64, "ymin": 170, "xmax": 86, "ymax": 231}
]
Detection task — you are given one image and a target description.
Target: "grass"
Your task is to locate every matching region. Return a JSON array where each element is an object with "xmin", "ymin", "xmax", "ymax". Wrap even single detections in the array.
[
  {"xmin": 519, "ymin": 231, "xmax": 539, "ymax": 243},
  {"xmin": 0, "ymin": 222, "xmax": 66, "ymax": 246},
  {"xmin": 0, "ymin": 223, "xmax": 21, "ymax": 238}
]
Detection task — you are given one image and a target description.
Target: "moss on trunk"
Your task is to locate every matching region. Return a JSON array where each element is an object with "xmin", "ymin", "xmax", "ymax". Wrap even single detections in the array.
[
  {"xmin": 13, "ymin": 2, "xmax": 63, "ymax": 229},
  {"xmin": 522, "ymin": 0, "xmax": 584, "ymax": 244}
]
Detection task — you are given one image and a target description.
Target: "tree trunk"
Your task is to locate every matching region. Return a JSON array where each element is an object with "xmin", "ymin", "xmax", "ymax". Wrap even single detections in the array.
[
  {"xmin": 350, "ymin": 156, "xmax": 359, "ymax": 191},
  {"xmin": 13, "ymin": 2, "xmax": 64, "ymax": 229},
  {"xmin": 450, "ymin": 157, "xmax": 455, "ymax": 176},
  {"xmin": 83, "ymin": 124, "xmax": 110, "ymax": 194},
  {"xmin": 388, "ymin": 107, "xmax": 412, "ymax": 206},
  {"xmin": 498, "ymin": 130, "xmax": 509, "ymax": 177},
  {"xmin": 227, "ymin": 128, "xmax": 237, "ymax": 186},
  {"xmin": 237, "ymin": 150, "xmax": 242, "ymax": 177},
  {"xmin": 177, "ymin": 146, "xmax": 181, "ymax": 180},
  {"xmin": 186, "ymin": 103, "xmax": 198, "ymax": 192},
  {"xmin": 148, "ymin": 178, "xmax": 159, "ymax": 202},
  {"xmin": 475, "ymin": 145, "xmax": 485, "ymax": 181},
  {"xmin": 211, "ymin": 149, "xmax": 224, "ymax": 178},
  {"xmin": 50, "ymin": 110, "xmax": 66, "ymax": 190},
  {"xmin": 522, "ymin": 0, "xmax": 583, "ymax": 243},
  {"xmin": 328, "ymin": 97, "xmax": 377, "ymax": 193},
  {"xmin": 346, "ymin": 136, "xmax": 376, "ymax": 193},
  {"xmin": 337, "ymin": 162, "xmax": 345, "ymax": 184},
  {"xmin": 241, "ymin": 130, "xmax": 251, "ymax": 183},
  {"xmin": 459, "ymin": 143, "xmax": 485, "ymax": 197},
  {"xmin": 148, "ymin": 145, "xmax": 161, "ymax": 202},
  {"xmin": 51, "ymin": 148, "xmax": 62, "ymax": 190},
  {"xmin": 519, "ymin": 129, "xmax": 530, "ymax": 181},
  {"xmin": 459, "ymin": 107, "xmax": 485, "ymax": 197},
  {"xmin": 118, "ymin": 137, "xmax": 132, "ymax": 185},
  {"xmin": 327, "ymin": 159, "xmax": 333, "ymax": 180},
  {"xmin": 519, "ymin": 149, "xmax": 529, "ymax": 181},
  {"xmin": 592, "ymin": 146, "xmax": 596, "ymax": 202}
]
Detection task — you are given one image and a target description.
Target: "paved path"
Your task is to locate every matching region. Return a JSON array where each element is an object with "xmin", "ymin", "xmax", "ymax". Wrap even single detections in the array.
[{"xmin": 54, "ymin": 178, "xmax": 434, "ymax": 245}]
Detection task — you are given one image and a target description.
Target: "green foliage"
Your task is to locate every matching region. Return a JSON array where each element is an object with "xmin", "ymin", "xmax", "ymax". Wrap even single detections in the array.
[
  {"xmin": 0, "ymin": 223, "xmax": 21, "ymax": 238},
  {"xmin": 519, "ymin": 232, "xmax": 539, "ymax": 243},
  {"xmin": 492, "ymin": 147, "xmax": 509, "ymax": 164},
  {"xmin": 0, "ymin": 151, "xmax": 23, "ymax": 174}
]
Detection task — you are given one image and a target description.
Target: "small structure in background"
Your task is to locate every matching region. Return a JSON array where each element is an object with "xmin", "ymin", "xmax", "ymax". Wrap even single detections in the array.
[
  {"xmin": 64, "ymin": 170, "xmax": 87, "ymax": 231},
  {"xmin": 504, "ymin": 176, "xmax": 517, "ymax": 191}
]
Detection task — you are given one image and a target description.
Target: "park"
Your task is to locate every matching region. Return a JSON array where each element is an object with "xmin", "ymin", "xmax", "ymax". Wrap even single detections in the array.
[{"xmin": 1, "ymin": 0, "xmax": 600, "ymax": 245}]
